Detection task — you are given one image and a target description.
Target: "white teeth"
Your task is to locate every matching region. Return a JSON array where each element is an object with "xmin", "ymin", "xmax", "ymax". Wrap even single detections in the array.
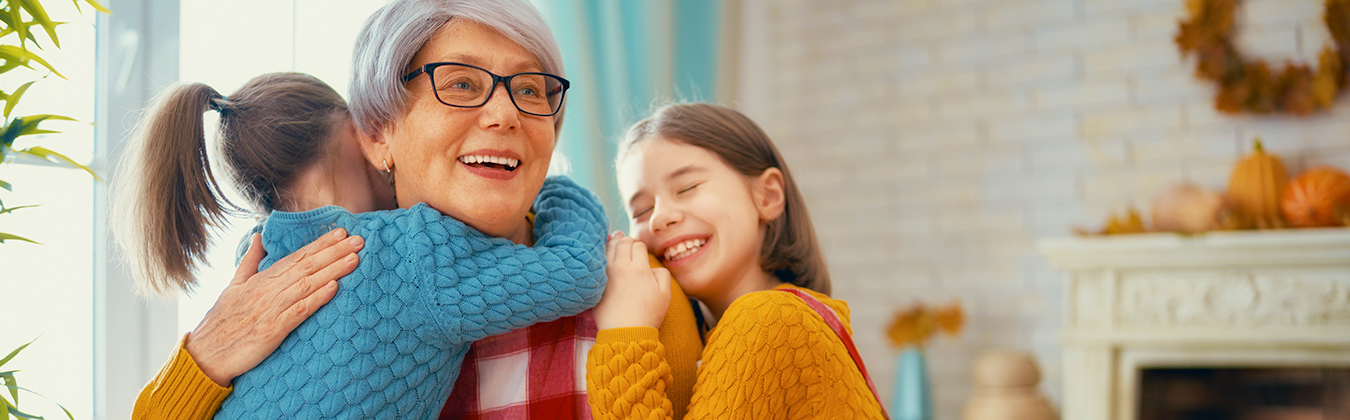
[
  {"xmin": 663, "ymin": 238, "xmax": 707, "ymax": 261},
  {"xmin": 459, "ymin": 155, "xmax": 520, "ymax": 169}
]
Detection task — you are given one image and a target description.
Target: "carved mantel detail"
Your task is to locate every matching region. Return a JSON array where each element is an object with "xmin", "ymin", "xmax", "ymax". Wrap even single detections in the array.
[{"xmin": 1117, "ymin": 271, "xmax": 1350, "ymax": 327}]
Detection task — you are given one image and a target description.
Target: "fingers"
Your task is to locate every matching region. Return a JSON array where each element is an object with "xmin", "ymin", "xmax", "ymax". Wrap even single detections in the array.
[
  {"xmin": 266, "ymin": 228, "xmax": 361, "ymax": 280},
  {"xmin": 605, "ymin": 231, "xmax": 621, "ymax": 262},
  {"xmin": 629, "ymin": 241, "xmax": 649, "ymax": 264},
  {"xmin": 255, "ymin": 229, "xmax": 360, "ymax": 317},
  {"xmin": 652, "ymin": 267, "xmax": 672, "ymax": 295},
  {"xmin": 613, "ymin": 234, "xmax": 634, "ymax": 264},
  {"xmin": 279, "ymin": 280, "xmax": 340, "ymax": 333},
  {"xmin": 275, "ymin": 249, "xmax": 359, "ymax": 316},
  {"xmin": 232, "ymin": 233, "xmax": 265, "ymax": 286}
]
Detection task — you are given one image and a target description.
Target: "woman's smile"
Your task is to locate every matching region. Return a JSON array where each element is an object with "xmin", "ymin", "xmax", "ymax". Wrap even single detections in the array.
[{"xmin": 458, "ymin": 148, "xmax": 522, "ymax": 180}]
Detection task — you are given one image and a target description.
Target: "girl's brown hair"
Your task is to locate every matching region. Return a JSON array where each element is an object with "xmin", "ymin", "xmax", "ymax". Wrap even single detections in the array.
[
  {"xmin": 113, "ymin": 72, "xmax": 348, "ymax": 296},
  {"xmin": 620, "ymin": 103, "xmax": 832, "ymax": 295}
]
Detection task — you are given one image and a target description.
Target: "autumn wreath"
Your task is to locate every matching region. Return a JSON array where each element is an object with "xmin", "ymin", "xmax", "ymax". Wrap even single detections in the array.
[{"xmin": 1176, "ymin": 0, "xmax": 1350, "ymax": 115}]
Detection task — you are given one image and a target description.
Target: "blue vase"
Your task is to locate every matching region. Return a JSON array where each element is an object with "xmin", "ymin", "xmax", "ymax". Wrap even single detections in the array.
[{"xmin": 892, "ymin": 346, "xmax": 934, "ymax": 420}]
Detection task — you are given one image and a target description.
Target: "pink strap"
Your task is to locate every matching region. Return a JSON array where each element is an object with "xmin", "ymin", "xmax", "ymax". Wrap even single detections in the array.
[{"xmin": 777, "ymin": 289, "xmax": 890, "ymax": 419}]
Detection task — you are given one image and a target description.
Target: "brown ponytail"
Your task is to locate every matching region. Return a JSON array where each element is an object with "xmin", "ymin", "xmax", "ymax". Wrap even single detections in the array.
[
  {"xmin": 113, "ymin": 73, "xmax": 348, "ymax": 296},
  {"xmin": 619, "ymin": 103, "xmax": 833, "ymax": 296}
]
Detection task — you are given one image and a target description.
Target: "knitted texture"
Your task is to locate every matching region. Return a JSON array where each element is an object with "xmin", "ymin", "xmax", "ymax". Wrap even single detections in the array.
[
  {"xmin": 215, "ymin": 176, "xmax": 608, "ymax": 420},
  {"xmin": 586, "ymin": 284, "xmax": 886, "ymax": 420},
  {"xmin": 132, "ymin": 334, "xmax": 231, "ymax": 420},
  {"xmin": 645, "ymin": 257, "xmax": 703, "ymax": 420},
  {"xmin": 588, "ymin": 328, "xmax": 673, "ymax": 420}
]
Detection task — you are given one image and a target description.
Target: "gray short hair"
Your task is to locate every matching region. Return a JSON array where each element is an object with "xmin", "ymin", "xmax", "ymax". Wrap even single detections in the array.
[{"xmin": 349, "ymin": 0, "xmax": 566, "ymax": 137}]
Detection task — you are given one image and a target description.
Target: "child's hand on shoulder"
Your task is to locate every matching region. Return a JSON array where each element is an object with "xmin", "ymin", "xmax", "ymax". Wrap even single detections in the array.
[{"xmin": 594, "ymin": 231, "xmax": 671, "ymax": 330}]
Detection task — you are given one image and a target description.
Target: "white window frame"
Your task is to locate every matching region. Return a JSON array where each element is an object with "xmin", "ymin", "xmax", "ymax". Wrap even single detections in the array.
[{"xmin": 92, "ymin": 1, "xmax": 180, "ymax": 418}]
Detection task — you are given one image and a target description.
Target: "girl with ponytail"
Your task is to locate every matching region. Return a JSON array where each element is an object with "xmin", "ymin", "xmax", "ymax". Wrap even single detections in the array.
[{"xmin": 115, "ymin": 73, "xmax": 387, "ymax": 295}]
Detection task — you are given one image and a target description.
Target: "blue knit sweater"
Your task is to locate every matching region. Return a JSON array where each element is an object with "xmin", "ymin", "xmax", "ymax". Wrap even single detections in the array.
[{"xmin": 214, "ymin": 176, "xmax": 608, "ymax": 419}]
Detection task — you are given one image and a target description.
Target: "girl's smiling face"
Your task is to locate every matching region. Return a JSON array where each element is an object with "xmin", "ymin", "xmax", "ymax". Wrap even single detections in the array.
[{"xmin": 617, "ymin": 137, "xmax": 783, "ymax": 310}]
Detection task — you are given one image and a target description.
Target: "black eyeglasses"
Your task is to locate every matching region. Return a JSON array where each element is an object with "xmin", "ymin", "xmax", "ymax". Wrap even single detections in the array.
[{"xmin": 401, "ymin": 62, "xmax": 570, "ymax": 117}]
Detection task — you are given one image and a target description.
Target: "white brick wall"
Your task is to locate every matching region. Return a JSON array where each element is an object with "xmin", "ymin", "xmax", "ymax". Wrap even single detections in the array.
[{"xmin": 735, "ymin": 0, "xmax": 1350, "ymax": 418}]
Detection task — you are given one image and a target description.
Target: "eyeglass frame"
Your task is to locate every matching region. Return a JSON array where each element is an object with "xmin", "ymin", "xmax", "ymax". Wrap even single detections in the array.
[{"xmin": 400, "ymin": 62, "xmax": 571, "ymax": 117}]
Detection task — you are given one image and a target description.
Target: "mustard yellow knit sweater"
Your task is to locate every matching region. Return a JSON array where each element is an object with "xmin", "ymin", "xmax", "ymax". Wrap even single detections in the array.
[
  {"xmin": 587, "ymin": 283, "xmax": 886, "ymax": 420},
  {"xmin": 132, "ymin": 261, "xmax": 704, "ymax": 420}
]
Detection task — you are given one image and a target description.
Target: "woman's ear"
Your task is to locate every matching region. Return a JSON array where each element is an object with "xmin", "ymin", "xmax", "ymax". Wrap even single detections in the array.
[
  {"xmin": 752, "ymin": 167, "xmax": 786, "ymax": 223},
  {"xmin": 357, "ymin": 125, "xmax": 393, "ymax": 172}
]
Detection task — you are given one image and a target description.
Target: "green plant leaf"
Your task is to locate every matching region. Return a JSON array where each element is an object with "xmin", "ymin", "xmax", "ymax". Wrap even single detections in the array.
[
  {"xmin": 0, "ymin": 46, "xmax": 63, "ymax": 79},
  {"xmin": 0, "ymin": 232, "xmax": 40, "ymax": 244},
  {"xmin": 0, "ymin": 114, "xmax": 77, "ymax": 150},
  {"xmin": 1, "ymin": 394, "xmax": 10, "ymax": 419},
  {"xmin": 76, "ymin": 0, "xmax": 111, "ymax": 14},
  {"xmin": 0, "ymin": 118, "xmax": 24, "ymax": 149},
  {"xmin": 7, "ymin": 2, "xmax": 29, "ymax": 50},
  {"xmin": 4, "ymin": 398, "xmax": 41, "ymax": 420},
  {"xmin": 0, "ymin": 340, "xmax": 35, "ymax": 370},
  {"xmin": 16, "ymin": 147, "xmax": 98, "ymax": 181},
  {"xmin": 15, "ymin": 113, "xmax": 76, "ymax": 137},
  {"xmin": 0, "ymin": 179, "xmax": 10, "ymax": 191},
  {"xmin": 0, "ymin": 205, "xmax": 37, "ymax": 216},
  {"xmin": 0, "ymin": 7, "xmax": 15, "ymax": 33},
  {"xmin": 0, "ymin": 371, "xmax": 17, "ymax": 405},
  {"xmin": 18, "ymin": 0, "xmax": 60, "ymax": 49},
  {"xmin": 13, "ymin": 386, "xmax": 70, "ymax": 420},
  {"xmin": 4, "ymin": 81, "xmax": 36, "ymax": 118},
  {"xmin": 0, "ymin": 21, "xmax": 50, "ymax": 50}
]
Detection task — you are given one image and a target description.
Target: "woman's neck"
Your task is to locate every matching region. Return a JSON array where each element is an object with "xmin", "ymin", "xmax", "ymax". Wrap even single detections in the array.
[
  {"xmin": 701, "ymin": 267, "xmax": 783, "ymax": 321},
  {"xmin": 505, "ymin": 216, "xmax": 534, "ymax": 246}
]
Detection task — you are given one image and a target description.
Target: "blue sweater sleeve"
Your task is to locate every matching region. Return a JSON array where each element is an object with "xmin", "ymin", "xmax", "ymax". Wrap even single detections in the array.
[{"xmin": 421, "ymin": 175, "xmax": 608, "ymax": 342}]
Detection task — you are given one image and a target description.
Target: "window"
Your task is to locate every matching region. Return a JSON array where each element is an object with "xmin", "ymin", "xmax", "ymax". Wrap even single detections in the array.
[{"xmin": 0, "ymin": 4, "xmax": 98, "ymax": 418}]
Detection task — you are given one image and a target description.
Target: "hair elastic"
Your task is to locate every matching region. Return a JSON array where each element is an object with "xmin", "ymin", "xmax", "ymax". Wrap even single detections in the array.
[{"xmin": 208, "ymin": 96, "xmax": 228, "ymax": 113}]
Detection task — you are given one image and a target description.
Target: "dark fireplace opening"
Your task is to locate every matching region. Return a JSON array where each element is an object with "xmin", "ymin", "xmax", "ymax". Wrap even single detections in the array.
[{"xmin": 1138, "ymin": 367, "xmax": 1350, "ymax": 420}]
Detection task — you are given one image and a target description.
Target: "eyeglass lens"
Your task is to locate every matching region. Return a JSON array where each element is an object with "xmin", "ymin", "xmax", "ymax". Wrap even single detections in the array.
[{"xmin": 431, "ymin": 64, "xmax": 565, "ymax": 116}]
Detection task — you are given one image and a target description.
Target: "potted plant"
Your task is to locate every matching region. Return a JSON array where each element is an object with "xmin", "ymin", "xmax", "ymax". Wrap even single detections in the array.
[
  {"xmin": 885, "ymin": 301, "xmax": 964, "ymax": 420},
  {"xmin": 1, "ymin": 340, "xmax": 73, "ymax": 420},
  {"xmin": 0, "ymin": 0, "xmax": 108, "ymax": 244},
  {"xmin": 1, "ymin": 0, "xmax": 108, "ymax": 418}
]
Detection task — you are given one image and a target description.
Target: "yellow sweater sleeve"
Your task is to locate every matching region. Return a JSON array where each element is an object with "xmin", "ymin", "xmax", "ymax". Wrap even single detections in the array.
[
  {"xmin": 586, "ymin": 256, "xmax": 703, "ymax": 420},
  {"xmin": 653, "ymin": 262, "xmax": 703, "ymax": 420},
  {"xmin": 587, "ymin": 327, "xmax": 673, "ymax": 420},
  {"xmin": 132, "ymin": 334, "xmax": 232, "ymax": 420}
]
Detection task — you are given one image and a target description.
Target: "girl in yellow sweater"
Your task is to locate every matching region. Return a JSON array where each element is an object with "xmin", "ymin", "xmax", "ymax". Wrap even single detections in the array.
[{"xmin": 587, "ymin": 103, "xmax": 889, "ymax": 419}]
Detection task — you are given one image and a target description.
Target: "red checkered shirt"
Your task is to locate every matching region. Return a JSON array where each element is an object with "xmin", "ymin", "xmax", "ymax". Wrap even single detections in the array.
[{"xmin": 439, "ymin": 310, "xmax": 597, "ymax": 420}]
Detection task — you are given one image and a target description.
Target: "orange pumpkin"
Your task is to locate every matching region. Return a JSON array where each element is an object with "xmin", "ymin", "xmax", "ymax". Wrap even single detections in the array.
[
  {"xmin": 1227, "ymin": 139, "xmax": 1289, "ymax": 228},
  {"xmin": 1281, "ymin": 167, "xmax": 1350, "ymax": 227}
]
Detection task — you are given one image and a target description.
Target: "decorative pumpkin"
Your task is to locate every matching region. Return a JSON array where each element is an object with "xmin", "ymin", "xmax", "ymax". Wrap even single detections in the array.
[
  {"xmin": 1151, "ymin": 183, "xmax": 1231, "ymax": 233},
  {"xmin": 1227, "ymin": 139, "xmax": 1289, "ymax": 229},
  {"xmin": 1281, "ymin": 167, "xmax": 1350, "ymax": 227}
]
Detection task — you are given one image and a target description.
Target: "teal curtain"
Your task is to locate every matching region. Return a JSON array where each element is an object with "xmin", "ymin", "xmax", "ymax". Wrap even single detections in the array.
[{"xmin": 534, "ymin": 0, "xmax": 722, "ymax": 228}]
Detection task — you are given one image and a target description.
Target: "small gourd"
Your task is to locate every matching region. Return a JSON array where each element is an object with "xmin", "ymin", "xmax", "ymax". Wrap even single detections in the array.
[
  {"xmin": 1282, "ymin": 167, "xmax": 1350, "ymax": 228},
  {"xmin": 1227, "ymin": 138, "xmax": 1289, "ymax": 229},
  {"xmin": 1151, "ymin": 183, "xmax": 1231, "ymax": 234}
]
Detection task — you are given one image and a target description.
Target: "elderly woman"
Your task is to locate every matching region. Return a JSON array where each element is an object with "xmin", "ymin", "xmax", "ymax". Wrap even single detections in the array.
[{"xmin": 131, "ymin": 1, "xmax": 703, "ymax": 419}]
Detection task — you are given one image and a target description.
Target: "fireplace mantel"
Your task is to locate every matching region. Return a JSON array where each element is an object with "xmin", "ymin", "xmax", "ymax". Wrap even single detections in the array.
[{"xmin": 1039, "ymin": 228, "xmax": 1350, "ymax": 420}]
